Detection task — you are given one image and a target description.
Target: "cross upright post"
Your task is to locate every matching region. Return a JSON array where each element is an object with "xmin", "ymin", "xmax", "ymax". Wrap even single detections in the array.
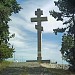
[{"xmin": 31, "ymin": 9, "xmax": 47, "ymax": 63}]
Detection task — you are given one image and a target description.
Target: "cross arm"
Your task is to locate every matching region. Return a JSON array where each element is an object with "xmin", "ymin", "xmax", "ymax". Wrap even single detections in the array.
[
  {"xmin": 31, "ymin": 17, "xmax": 38, "ymax": 22},
  {"xmin": 35, "ymin": 25, "xmax": 43, "ymax": 31},
  {"xmin": 31, "ymin": 17, "xmax": 47, "ymax": 22},
  {"xmin": 40, "ymin": 17, "xmax": 47, "ymax": 21}
]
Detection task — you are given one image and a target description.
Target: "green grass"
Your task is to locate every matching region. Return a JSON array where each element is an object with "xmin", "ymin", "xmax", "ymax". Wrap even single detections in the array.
[
  {"xmin": 0, "ymin": 61, "xmax": 13, "ymax": 71},
  {"xmin": 48, "ymin": 68, "xmax": 75, "ymax": 75},
  {"xmin": 0, "ymin": 62, "xmax": 75, "ymax": 75},
  {"xmin": 0, "ymin": 61, "xmax": 28, "ymax": 75}
]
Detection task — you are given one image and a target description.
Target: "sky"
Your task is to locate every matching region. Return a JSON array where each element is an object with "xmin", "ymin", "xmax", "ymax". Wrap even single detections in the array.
[{"xmin": 8, "ymin": 0, "xmax": 67, "ymax": 64}]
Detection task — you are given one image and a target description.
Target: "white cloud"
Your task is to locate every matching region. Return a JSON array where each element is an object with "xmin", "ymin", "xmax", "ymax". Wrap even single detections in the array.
[
  {"xmin": 9, "ymin": 0, "xmax": 64, "ymax": 33},
  {"xmin": 41, "ymin": 41, "xmax": 62, "ymax": 63}
]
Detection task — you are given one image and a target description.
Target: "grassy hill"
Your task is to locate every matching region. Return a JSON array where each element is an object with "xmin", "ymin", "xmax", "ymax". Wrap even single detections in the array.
[{"xmin": 0, "ymin": 61, "xmax": 75, "ymax": 75}]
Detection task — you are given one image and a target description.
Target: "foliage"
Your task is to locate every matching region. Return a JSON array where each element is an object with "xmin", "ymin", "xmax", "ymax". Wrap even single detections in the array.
[
  {"xmin": 49, "ymin": 0, "xmax": 75, "ymax": 71},
  {"xmin": 60, "ymin": 34, "xmax": 74, "ymax": 61},
  {"xmin": 0, "ymin": 61, "xmax": 13, "ymax": 71},
  {"xmin": 0, "ymin": 0, "xmax": 21, "ymax": 61},
  {"xmin": 0, "ymin": 44, "xmax": 14, "ymax": 60}
]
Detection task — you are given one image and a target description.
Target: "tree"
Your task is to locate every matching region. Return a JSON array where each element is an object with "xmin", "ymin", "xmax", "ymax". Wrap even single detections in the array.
[
  {"xmin": 60, "ymin": 34, "xmax": 74, "ymax": 61},
  {"xmin": 0, "ymin": 0, "xmax": 21, "ymax": 61},
  {"xmin": 49, "ymin": 0, "xmax": 75, "ymax": 71}
]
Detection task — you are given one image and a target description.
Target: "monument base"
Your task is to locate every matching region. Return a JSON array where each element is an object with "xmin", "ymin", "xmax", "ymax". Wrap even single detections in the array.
[
  {"xmin": 26, "ymin": 60, "xmax": 50, "ymax": 63},
  {"xmin": 37, "ymin": 57, "xmax": 42, "ymax": 62}
]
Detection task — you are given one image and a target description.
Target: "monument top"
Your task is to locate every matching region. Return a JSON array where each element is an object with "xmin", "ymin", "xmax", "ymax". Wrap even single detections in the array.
[
  {"xmin": 35, "ymin": 9, "xmax": 43, "ymax": 16},
  {"xmin": 31, "ymin": 8, "xmax": 47, "ymax": 25}
]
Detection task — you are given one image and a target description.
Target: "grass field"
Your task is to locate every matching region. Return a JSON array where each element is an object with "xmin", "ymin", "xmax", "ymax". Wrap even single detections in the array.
[
  {"xmin": 0, "ymin": 61, "xmax": 12, "ymax": 71},
  {"xmin": 0, "ymin": 61, "xmax": 75, "ymax": 75}
]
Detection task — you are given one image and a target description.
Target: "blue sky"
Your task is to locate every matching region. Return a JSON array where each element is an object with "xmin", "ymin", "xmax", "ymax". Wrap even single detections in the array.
[{"xmin": 8, "ymin": 0, "xmax": 67, "ymax": 64}]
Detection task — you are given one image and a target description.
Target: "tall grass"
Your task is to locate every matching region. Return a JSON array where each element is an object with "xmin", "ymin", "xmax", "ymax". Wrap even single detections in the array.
[
  {"xmin": 0, "ymin": 61, "xmax": 13, "ymax": 71},
  {"xmin": 48, "ymin": 68, "xmax": 74, "ymax": 75}
]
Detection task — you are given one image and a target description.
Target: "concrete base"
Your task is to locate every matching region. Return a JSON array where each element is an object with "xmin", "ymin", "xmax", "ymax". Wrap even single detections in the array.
[{"xmin": 26, "ymin": 60, "xmax": 50, "ymax": 63}]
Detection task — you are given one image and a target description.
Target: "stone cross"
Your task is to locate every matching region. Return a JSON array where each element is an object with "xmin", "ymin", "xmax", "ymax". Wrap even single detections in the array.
[{"xmin": 31, "ymin": 9, "xmax": 47, "ymax": 62}]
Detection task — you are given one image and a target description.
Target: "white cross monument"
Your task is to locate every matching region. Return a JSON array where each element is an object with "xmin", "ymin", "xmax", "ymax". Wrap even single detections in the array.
[{"xmin": 31, "ymin": 9, "xmax": 47, "ymax": 62}]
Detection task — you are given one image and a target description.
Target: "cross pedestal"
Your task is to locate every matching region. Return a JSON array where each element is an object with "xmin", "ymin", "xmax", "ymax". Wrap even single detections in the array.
[{"xmin": 31, "ymin": 9, "xmax": 47, "ymax": 62}]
